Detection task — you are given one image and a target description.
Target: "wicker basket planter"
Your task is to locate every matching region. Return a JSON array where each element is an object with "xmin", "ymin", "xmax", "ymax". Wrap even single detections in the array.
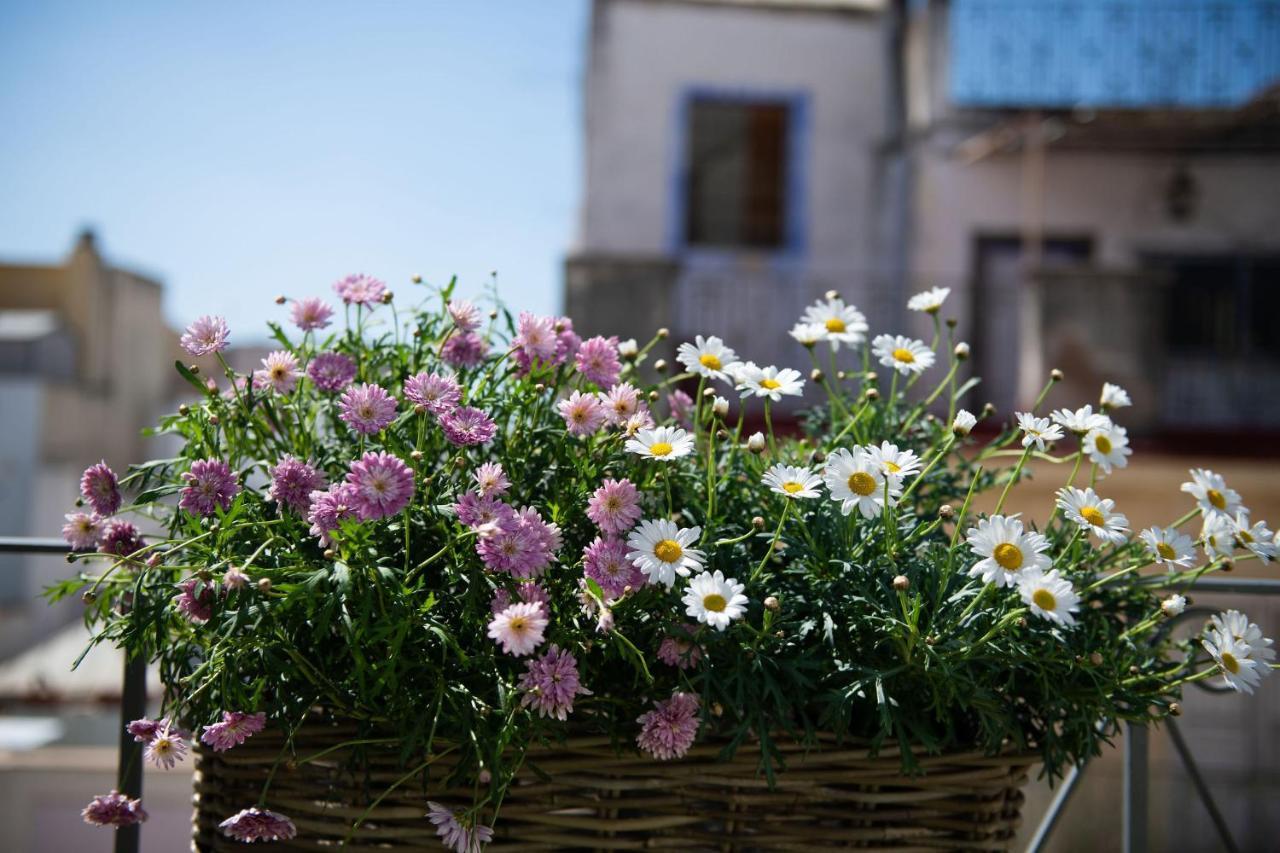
[{"xmin": 192, "ymin": 720, "xmax": 1035, "ymax": 851}]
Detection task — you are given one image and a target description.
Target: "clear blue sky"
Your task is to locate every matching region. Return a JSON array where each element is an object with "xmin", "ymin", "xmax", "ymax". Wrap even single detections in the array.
[{"xmin": 0, "ymin": 1, "xmax": 587, "ymax": 340}]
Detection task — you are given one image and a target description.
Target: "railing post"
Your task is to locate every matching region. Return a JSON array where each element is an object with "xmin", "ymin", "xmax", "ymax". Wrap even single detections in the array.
[
  {"xmin": 114, "ymin": 651, "xmax": 147, "ymax": 853},
  {"xmin": 1123, "ymin": 723, "xmax": 1148, "ymax": 853}
]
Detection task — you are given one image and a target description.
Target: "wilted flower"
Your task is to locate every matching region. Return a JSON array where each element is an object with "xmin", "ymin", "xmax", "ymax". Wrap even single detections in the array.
[
  {"xmin": 82, "ymin": 791, "xmax": 147, "ymax": 827},
  {"xmin": 219, "ymin": 808, "xmax": 297, "ymax": 843},
  {"xmin": 174, "ymin": 578, "xmax": 214, "ymax": 624},
  {"xmin": 99, "ymin": 519, "xmax": 144, "ymax": 559}
]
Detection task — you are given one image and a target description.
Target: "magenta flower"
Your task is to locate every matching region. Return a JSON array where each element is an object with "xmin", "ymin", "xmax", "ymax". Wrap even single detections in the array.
[
  {"xmin": 454, "ymin": 492, "xmax": 514, "ymax": 530},
  {"xmin": 180, "ymin": 315, "xmax": 230, "ymax": 356},
  {"xmin": 473, "ymin": 462, "xmax": 510, "ymax": 497},
  {"xmin": 267, "ymin": 456, "xmax": 326, "ymax": 515},
  {"xmin": 307, "ymin": 351, "xmax": 357, "ymax": 392},
  {"xmin": 253, "ymin": 350, "xmax": 300, "ymax": 394},
  {"xmin": 637, "ymin": 692, "xmax": 700, "ymax": 761},
  {"xmin": 668, "ymin": 389, "xmax": 694, "ymax": 428},
  {"xmin": 586, "ymin": 478, "xmax": 642, "ymax": 535},
  {"xmin": 657, "ymin": 625, "xmax": 704, "ymax": 670},
  {"xmin": 345, "ymin": 451, "xmax": 415, "ymax": 520},
  {"xmin": 219, "ymin": 808, "xmax": 297, "ymax": 843},
  {"xmin": 441, "ymin": 331, "xmax": 489, "ymax": 368},
  {"xmin": 80, "ymin": 460, "xmax": 121, "ymax": 516},
  {"xmin": 404, "ymin": 371, "xmax": 461, "ymax": 416},
  {"xmin": 290, "ymin": 296, "xmax": 334, "ymax": 331},
  {"xmin": 82, "ymin": 790, "xmax": 147, "ymax": 827},
  {"xmin": 62, "ymin": 512, "xmax": 103, "ymax": 551},
  {"xmin": 201, "ymin": 711, "xmax": 267, "ymax": 752},
  {"xmin": 99, "ymin": 519, "xmax": 144, "ymax": 559},
  {"xmin": 174, "ymin": 577, "xmax": 214, "ymax": 624},
  {"xmin": 126, "ymin": 718, "xmax": 163, "ymax": 742},
  {"xmin": 486, "ymin": 601, "xmax": 548, "ymax": 657},
  {"xmin": 558, "ymin": 390, "xmax": 607, "ymax": 436},
  {"xmin": 339, "ymin": 382, "xmax": 398, "ymax": 434},
  {"xmin": 599, "ymin": 382, "xmax": 642, "ymax": 425},
  {"xmin": 575, "ymin": 335, "xmax": 622, "ymax": 387},
  {"xmin": 519, "ymin": 645, "xmax": 591, "ymax": 720},
  {"xmin": 555, "ymin": 317, "xmax": 582, "ymax": 364},
  {"xmin": 489, "ymin": 582, "xmax": 549, "ymax": 614},
  {"xmin": 514, "ymin": 312, "xmax": 558, "ymax": 362},
  {"xmin": 441, "ymin": 406, "xmax": 497, "ymax": 446},
  {"xmin": 427, "ymin": 802, "xmax": 494, "ymax": 853},
  {"xmin": 476, "ymin": 507, "xmax": 560, "ymax": 578},
  {"xmin": 332, "ymin": 273, "xmax": 386, "ymax": 307},
  {"xmin": 583, "ymin": 536, "xmax": 644, "ymax": 598},
  {"xmin": 179, "ymin": 459, "xmax": 240, "ymax": 517},
  {"xmin": 446, "ymin": 299, "xmax": 481, "ymax": 332},
  {"xmin": 307, "ymin": 482, "xmax": 360, "ymax": 544}
]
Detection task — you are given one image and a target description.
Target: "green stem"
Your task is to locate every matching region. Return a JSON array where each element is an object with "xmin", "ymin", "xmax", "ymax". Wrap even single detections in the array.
[
  {"xmin": 750, "ymin": 502, "xmax": 791, "ymax": 584},
  {"xmin": 993, "ymin": 445, "xmax": 1032, "ymax": 516}
]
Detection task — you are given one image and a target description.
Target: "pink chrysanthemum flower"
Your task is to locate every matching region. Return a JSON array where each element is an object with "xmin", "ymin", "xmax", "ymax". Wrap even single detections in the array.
[
  {"xmin": 219, "ymin": 808, "xmax": 297, "ymax": 843},
  {"xmin": 514, "ymin": 312, "xmax": 558, "ymax": 362},
  {"xmin": 253, "ymin": 350, "xmax": 301, "ymax": 394},
  {"xmin": 454, "ymin": 492, "xmax": 515, "ymax": 531},
  {"xmin": 441, "ymin": 406, "xmax": 497, "ymax": 446},
  {"xmin": 519, "ymin": 645, "xmax": 591, "ymax": 720},
  {"xmin": 489, "ymin": 582, "xmax": 550, "ymax": 615},
  {"xmin": 222, "ymin": 565, "xmax": 249, "ymax": 590},
  {"xmin": 427, "ymin": 802, "xmax": 494, "ymax": 853},
  {"xmin": 447, "ymin": 299, "xmax": 482, "ymax": 332},
  {"xmin": 623, "ymin": 410, "xmax": 655, "ymax": 436},
  {"xmin": 586, "ymin": 478, "xmax": 642, "ymax": 535},
  {"xmin": 82, "ymin": 790, "xmax": 147, "ymax": 827},
  {"xmin": 289, "ymin": 296, "xmax": 334, "ymax": 331},
  {"xmin": 201, "ymin": 711, "xmax": 267, "ymax": 752},
  {"xmin": 583, "ymin": 536, "xmax": 644, "ymax": 598},
  {"xmin": 143, "ymin": 722, "xmax": 187, "ymax": 770},
  {"xmin": 332, "ymin": 273, "xmax": 387, "ymax": 307},
  {"xmin": 574, "ymin": 335, "xmax": 622, "ymax": 388},
  {"xmin": 99, "ymin": 519, "xmax": 144, "ymax": 559},
  {"xmin": 667, "ymin": 389, "xmax": 694, "ymax": 428},
  {"xmin": 486, "ymin": 601, "xmax": 548, "ymax": 657},
  {"xmin": 80, "ymin": 460, "xmax": 122, "ymax": 516},
  {"xmin": 63, "ymin": 512, "xmax": 103, "ymax": 551},
  {"xmin": 174, "ymin": 578, "xmax": 214, "ymax": 624},
  {"xmin": 637, "ymin": 692, "xmax": 701, "ymax": 761},
  {"xmin": 599, "ymin": 382, "xmax": 642, "ymax": 425},
  {"xmin": 555, "ymin": 317, "xmax": 582, "ymax": 363},
  {"xmin": 180, "ymin": 315, "xmax": 230, "ymax": 356},
  {"xmin": 340, "ymin": 383, "xmax": 398, "ymax": 435},
  {"xmin": 307, "ymin": 482, "xmax": 360, "ymax": 544},
  {"xmin": 479, "ymin": 506, "xmax": 561, "ymax": 577},
  {"xmin": 126, "ymin": 718, "xmax": 162, "ymax": 742},
  {"xmin": 345, "ymin": 451, "xmax": 415, "ymax": 520},
  {"xmin": 473, "ymin": 462, "xmax": 510, "ymax": 497},
  {"xmin": 179, "ymin": 459, "xmax": 240, "ymax": 517},
  {"xmin": 558, "ymin": 390, "xmax": 607, "ymax": 436},
  {"xmin": 267, "ymin": 456, "xmax": 326, "ymax": 515},
  {"xmin": 404, "ymin": 372, "xmax": 461, "ymax": 416},
  {"xmin": 307, "ymin": 351, "xmax": 357, "ymax": 392},
  {"xmin": 657, "ymin": 625, "xmax": 704, "ymax": 670},
  {"xmin": 442, "ymin": 331, "xmax": 489, "ymax": 368}
]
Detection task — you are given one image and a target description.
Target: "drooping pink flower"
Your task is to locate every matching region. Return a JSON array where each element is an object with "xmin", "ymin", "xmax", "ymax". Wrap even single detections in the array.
[
  {"xmin": 267, "ymin": 456, "xmax": 326, "ymax": 515},
  {"xmin": 404, "ymin": 372, "xmax": 461, "ymax": 416},
  {"xmin": 442, "ymin": 331, "xmax": 489, "ymax": 368},
  {"xmin": 345, "ymin": 451, "xmax": 415, "ymax": 520},
  {"xmin": 668, "ymin": 389, "xmax": 694, "ymax": 428},
  {"xmin": 290, "ymin": 296, "xmax": 334, "ymax": 331},
  {"xmin": 80, "ymin": 460, "xmax": 121, "ymax": 516},
  {"xmin": 143, "ymin": 722, "xmax": 187, "ymax": 769},
  {"xmin": 219, "ymin": 808, "xmax": 297, "ymax": 843},
  {"xmin": 201, "ymin": 711, "xmax": 267, "ymax": 752},
  {"xmin": 599, "ymin": 382, "xmax": 642, "ymax": 425},
  {"xmin": 99, "ymin": 519, "xmax": 144, "ymax": 559},
  {"xmin": 558, "ymin": 390, "xmax": 607, "ymax": 436},
  {"xmin": 332, "ymin": 273, "xmax": 386, "ymax": 307},
  {"xmin": 489, "ymin": 582, "xmax": 550, "ymax": 614},
  {"xmin": 307, "ymin": 351, "xmax": 357, "ymax": 392},
  {"xmin": 583, "ymin": 536, "xmax": 644, "ymax": 598},
  {"xmin": 307, "ymin": 482, "xmax": 360, "ymax": 544},
  {"xmin": 555, "ymin": 317, "xmax": 582, "ymax": 364},
  {"xmin": 63, "ymin": 512, "xmax": 103, "ymax": 551},
  {"xmin": 657, "ymin": 625, "xmax": 704, "ymax": 670},
  {"xmin": 486, "ymin": 601, "xmax": 548, "ymax": 657},
  {"xmin": 126, "ymin": 718, "xmax": 163, "ymax": 743},
  {"xmin": 575, "ymin": 335, "xmax": 622, "ymax": 388},
  {"xmin": 586, "ymin": 478, "xmax": 642, "ymax": 535},
  {"xmin": 636, "ymin": 692, "xmax": 700, "ymax": 761},
  {"xmin": 441, "ymin": 406, "xmax": 497, "ymax": 446},
  {"xmin": 447, "ymin": 299, "xmax": 481, "ymax": 332},
  {"xmin": 180, "ymin": 315, "xmax": 230, "ymax": 356},
  {"xmin": 514, "ymin": 312, "xmax": 558, "ymax": 362},
  {"xmin": 253, "ymin": 350, "xmax": 301, "ymax": 394},
  {"xmin": 473, "ymin": 462, "xmax": 510, "ymax": 497},
  {"xmin": 222, "ymin": 565, "xmax": 249, "ymax": 590},
  {"xmin": 454, "ymin": 492, "xmax": 515, "ymax": 530},
  {"xmin": 174, "ymin": 578, "xmax": 214, "ymax": 624},
  {"xmin": 339, "ymin": 383, "xmax": 398, "ymax": 434},
  {"xmin": 519, "ymin": 645, "xmax": 590, "ymax": 720},
  {"xmin": 82, "ymin": 790, "xmax": 147, "ymax": 827},
  {"xmin": 179, "ymin": 459, "xmax": 240, "ymax": 517},
  {"xmin": 427, "ymin": 802, "xmax": 494, "ymax": 853}
]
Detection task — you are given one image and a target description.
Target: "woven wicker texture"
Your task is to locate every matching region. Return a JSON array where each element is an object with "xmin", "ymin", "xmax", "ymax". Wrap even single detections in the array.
[{"xmin": 193, "ymin": 721, "xmax": 1034, "ymax": 852}]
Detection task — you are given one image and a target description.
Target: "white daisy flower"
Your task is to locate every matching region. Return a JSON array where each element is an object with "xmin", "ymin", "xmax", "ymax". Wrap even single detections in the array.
[
  {"xmin": 788, "ymin": 322, "xmax": 826, "ymax": 348},
  {"xmin": 1055, "ymin": 487, "xmax": 1129, "ymax": 545},
  {"xmin": 952, "ymin": 409, "xmax": 978, "ymax": 436},
  {"xmin": 1231, "ymin": 512, "xmax": 1277, "ymax": 564},
  {"xmin": 823, "ymin": 448, "xmax": 899, "ymax": 518},
  {"xmin": 1083, "ymin": 422, "xmax": 1131, "ymax": 476},
  {"xmin": 906, "ymin": 286, "xmax": 950, "ymax": 314},
  {"xmin": 872, "ymin": 334, "xmax": 935, "ymax": 376},
  {"xmin": 965, "ymin": 514, "xmax": 1052, "ymax": 587},
  {"xmin": 1209, "ymin": 609, "xmax": 1268, "ymax": 646},
  {"xmin": 736, "ymin": 364, "xmax": 805, "ymax": 401},
  {"xmin": 1050, "ymin": 405, "xmax": 1110, "ymax": 437},
  {"xmin": 863, "ymin": 441, "xmax": 923, "ymax": 483},
  {"xmin": 1139, "ymin": 526, "xmax": 1197, "ymax": 568},
  {"xmin": 1202, "ymin": 614, "xmax": 1274, "ymax": 694},
  {"xmin": 1018, "ymin": 569, "xmax": 1080, "ymax": 628},
  {"xmin": 1200, "ymin": 513, "xmax": 1236, "ymax": 560},
  {"xmin": 1015, "ymin": 412, "xmax": 1064, "ymax": 451},
  {"xmin": 617, "ymin": 338, "xmax": 639, "ymax": 359},
  {"xmin": 676, "ymin": 335, "xmax": 739, "ymax": 382},
  {"xmin": 1161, "ymin": 594, "xmax": 1186, "ymax": 617},
  {"xmin": 1100, "ymin": 382, "xmax": 1132, "ymax": 410},
  {"xmin": 762, "ymin": 464, "xmax": 823, "ymax": 500},
  {"xmin": 800, "ymin": 297, "xmax": 868, "ymax": 350},
  {"xmin": 1181, "ymin": 469, "xmax": 1243, "ymax": 518},
  {"xmin": 682, "ymin": 570, "xmax": 748, "ymax": 631},
  {"xmin": 626, "ymin": 519, "xmax": 705, "ymax": 589},
  {"xmin": 625, "ymin": 426, "xmax": 695, "ymax": 461}
]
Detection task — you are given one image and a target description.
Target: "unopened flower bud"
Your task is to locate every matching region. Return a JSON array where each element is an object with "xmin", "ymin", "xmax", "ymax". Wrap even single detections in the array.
[
  {"xmin": 488, "ymin": 310, "xmax": 499, "ymax": 320},
  {"xmin": 711, "ymin": 702, "xmax": 724, "ymax": 717},
  {"xmin": 1017, "ymin": 617, "xmax": 1028, "ymax": 628},
  {"xmin": 774, "ymin": 630, "xmax": 784, "ymax": 638},
  {"xmin": 648, "ymin": 390, "xmax": 660, "ymax": 402},
  {"xmin": 946, "ymin": 317, "xmax": 958, "ymax": 329},
  {"xmin": 1221, "ymin": 560, "xmax": 1234, "ymax": 573},
  {"xmin": 188, "ymin": 363, "xmax": 200, "ymax": 374},
  {"xmin": 925, "ymin": 635, "xmax": 938, "ymax": 646},
  {"xmin": 824, "ymin": 289, "xmax": 839, "ymax": 301},
  {"xmin": 274, "ymin": 294, "xmax": 286, "ymax": 305},
  {"xmin": 954, "ymin": 342, "xmax": 970, "ymax": 361},
  {"xmin": 752, "ymin": 516, "xmax": 766, "ymax": 530},
  {"xmin": 716, "ymin": 428, "xmax": 729, "ymax": 440},
  {"xmin": 208, "ymin": 414, "xmax": 220, "ymax": 426},
  {"xmin": 653, "ymin": 359, "xmax": 667, "ymax": 373},
  {"xmin": 865, "ymin": 371, "xmax": 878, "ymax": 383},
  {"xmin": 478, "ymin": 769, "xmax": 491, "ymax": 784},
  {"xmin": 618, "ymin": 338, "xmax": 639, "ymax": 359},
  {"xmin": 712, "ymin": 397, "xmax": 729, "ymax": 418},
  {"xmin": 656, "ymin": 327, "xmax": 669, "ymax": 339},
  {"xmin": 811, "ymin": 450, "xmax": 826, "ymax": 464},
  {"xmin": 534, "ymin": 383, "xmax": 545, "ymax": 393},
  {"xmin": 865, "ymin": 388, "xmax": 880, "ymax": 400},
  {"xmin": 892, "ymin": 575, "xmax": 910, "ymax": 591},
  {"xmin": 939, "ymin": 504, "xmax": 954, "ymax": 519},
  {"xmin": 146, "ymin": 553, "xmax": 162, "ymax": 569},
  {"xmin": 381, "ymin": 291, "xmax": 394, "ymax": 304},
  {"xmin": 699, "ymin": 387, "xmax": 715, "ymax": 399},
  {"xmin": 809, "ymin": 368, "xmax": 824, "ymax": 383},
  {"xmin": 952, "ymin": 409, "xmax": 977, "ymax": 436},
  {"xmin": 1129, "ymin": 665, "xmax": 1140, "ymax": 675},
  {"xmin": 323, "ymin": 549, "xmax": 335, "ymax": 560},
  {"xmin": 414, "ymin": 403, "xmax": 428, "ymax": 415},
  {"xmin": 1050, "ymin": 368, "xmax": 1064, "ymax": 382},
  {"xmin": 82, "ymin": 591, "xmax": 97, "ymax": 605},
  {"xmin": 205, "ymin": 378, "xmax": 218, "ymax": 392},
  {"xmin": 836, "ymin": 370, "xmax": 847, "ymax": 381},
  {"xmin": 178, "ymin": 404, "xmax": 190, "ymax": 416},
  {"xmin": 257, "ymin": 578, "xmax": 273, "ymax": 593},
  {"xmin": 747, "ymin": 432, "xmax": 766, "ymax": 453},
  {"xmin": 412, "ymin": 274, "xmax": 423, "ymax": 284},
  {"xmin": 764, "ymin": 596, "xmax": 780, "ymax": 611},
  {"xmin": 1169, "ymin": 702, "xmax": 1182, "ymax": 717},
  {"xmin": 982, "ymin": 402, "xmax": 996, "ymax": 417},
  {"xmin": 1089, "ymin": 652, "xmax": 1104, "ymax": 666}
]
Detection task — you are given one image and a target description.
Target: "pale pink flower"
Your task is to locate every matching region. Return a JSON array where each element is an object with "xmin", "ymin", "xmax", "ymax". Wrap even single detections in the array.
[
  {"xmin": 180, "ymin": 315, "xmax": 230, "ymax": 356},
  {"xmin": 290, "ymin": 296, "xmax": 334, "ymax": 331},
  {"xmin": 519, "ymin": 645, "xmax": 590, "ymax": 720},
  {"xmin": 253, "ymin": 350, "xmax": 300, "ymax": 394},
  {"xmin": 636, "ymin": 692, "xmax": 700, "ymax": 761},
  {"xmin": 486, "ymin": 601, "xmax": 548, "ymax": 657},
  {"xmin": 586, "ymin": 478, "xmax": 642, "ymax": 535},
  {"xmin": 558, "ymin": 390, "xmax": 607, "ymax": 436}
]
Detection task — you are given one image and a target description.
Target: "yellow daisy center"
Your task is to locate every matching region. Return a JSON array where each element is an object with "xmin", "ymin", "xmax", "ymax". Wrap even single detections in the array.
[
  {"xmin": 702, "ymin": 593, "xmax": 727, "ymax": 613},
  {"xmin": 1093, "ymin": 434, "xmax": 1112, "ymax": 454},
  {"xmin": 1032, "ymin": 589, "xmax": 1057, "ymax": 611},
  {"xmin": 760, "ymin": 378, "xmax": 781, "ymax": 390},
  {"xmin": 1220, "ymin": 651, "xmax": 1240, "ymax": 674},
  {"xmin": 848, "ymin": 472, "xmax": 877, "ymax": 496},
  {"xmin": 892, "ymin": 347, "xmax": 915, "ymax": 364},
  {"xmin": 699, "ymin": 353, "xmax": 722, "ymax": 371},
  {"xmin": 1207, "ymin": 488, "xmax": 1226, "ymax": 510},
  {"xmin": 885, "ymin": 461, "xmax": 901, "ymax": 473},
  {"xmin": 824, "ymin": 318, "xmax": 846, "ymax": 333},
  {"xmin": 1156, "ymin": 542, "xmax": 1177, "ymax": 560},
  {"xmin": 993, "ymin": 543, "xmax": 1023, "ymax": 570},
  {"xmin": 654, "ymin": 539, "xmax": 683, "ymax": 564},
  {"xmin": 1081, "ymin": 507, "xmax": 1106, "ymax": 527},
  {"xmin": 649, "ymin": 442, "xmax": 673, "ymax": 457},
  {"xmin": 783, "ymin": 481, "xmax": 804, "ymax": 494},
  {"xmin": 1238, "ymin": 529, "xmax": 1254, "ymax": 544}
]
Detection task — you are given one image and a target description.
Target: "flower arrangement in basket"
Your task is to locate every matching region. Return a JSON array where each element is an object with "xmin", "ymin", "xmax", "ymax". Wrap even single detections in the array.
[{"xmin": 55, "ymin": 276, "xmax": 1276, "ymax": 850}]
